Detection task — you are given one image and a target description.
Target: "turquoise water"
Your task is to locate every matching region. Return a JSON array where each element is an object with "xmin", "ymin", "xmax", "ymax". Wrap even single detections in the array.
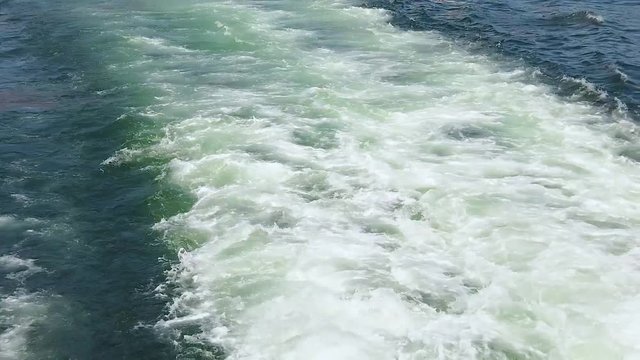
[{"xmin": 2, "ymin": 1, "xmax": 640, "ymax": 359}]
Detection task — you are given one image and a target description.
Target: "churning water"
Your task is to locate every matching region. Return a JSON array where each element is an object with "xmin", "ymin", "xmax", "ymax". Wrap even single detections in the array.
[{"xmin": 2, "ymin": 0, "xmax": 640, "ymax": 359}]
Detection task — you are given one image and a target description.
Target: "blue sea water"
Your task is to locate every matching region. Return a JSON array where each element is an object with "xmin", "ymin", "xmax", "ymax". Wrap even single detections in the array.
[
  {"xmin": 364, "ymin": 0, "xmax": 640, "ymax": 119},
  {"xmin": 1, "ymin": 0, "xmax": 640, "ymax": 359}
]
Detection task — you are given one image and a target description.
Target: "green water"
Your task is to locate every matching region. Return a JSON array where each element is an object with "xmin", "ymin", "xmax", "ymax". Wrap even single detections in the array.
[{"xmin": 1, "ymin": 0, "xmax": 179, "ymax": 358}]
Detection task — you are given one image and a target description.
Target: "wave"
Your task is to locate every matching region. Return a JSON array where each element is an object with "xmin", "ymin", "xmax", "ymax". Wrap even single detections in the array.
[
  {"xmin": 131, "ymin": 1, "xmax": 640, "ymax": 358},
  {"xmin": 546, "ymin": 10, "xmax": 605, "ymax": 26}
]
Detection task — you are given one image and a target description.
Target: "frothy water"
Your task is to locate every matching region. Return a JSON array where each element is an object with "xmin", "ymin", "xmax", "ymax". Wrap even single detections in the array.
[
  {"xmin": 0, "ymin": 292, "xmax": 45, "ymax": 359},
  {"xmin": 0, "ymin": 251, "xmax": 46, "ymax": 359},
  {"xmin": 363, "ymin": 0, "xmax": 640, "ymax": 121},
  {"xmin": 103, "ymin": 1, "xmax": 640, "ymax": 358},
  {"xmin": 2, "ymin": 0, "xmax": 639, "ymax": 358}
]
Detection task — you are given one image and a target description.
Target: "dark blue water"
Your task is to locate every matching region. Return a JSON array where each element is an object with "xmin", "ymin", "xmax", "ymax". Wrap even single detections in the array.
[
  {"xmin": 1, "ymin": 1, "xmax": 179, "ymax": 358},
  {"xmin": 364, "ymin": 0, "xmax": 640, "ymax": 120}
]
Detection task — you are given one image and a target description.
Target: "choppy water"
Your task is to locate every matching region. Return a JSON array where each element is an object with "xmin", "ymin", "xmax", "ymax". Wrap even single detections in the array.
[
  {"xmin": 1, "ymin": 0, "xmax": 640, "ymax": 359},
  {"xmin": 364, "ymin": 0, "xmax": 640, "ymax": 120}
]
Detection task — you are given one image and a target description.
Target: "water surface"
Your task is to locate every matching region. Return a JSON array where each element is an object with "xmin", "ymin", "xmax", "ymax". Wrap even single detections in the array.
[{"xmin": 1, "ymin": 0, "xmax": 640, "ymax": 359}]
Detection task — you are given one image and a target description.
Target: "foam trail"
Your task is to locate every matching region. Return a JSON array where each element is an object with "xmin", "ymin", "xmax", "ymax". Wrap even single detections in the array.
[
  {"xmin": 0, "ymin": 251, "xmax": 47, "ymax": 360},
  {"xmin": 102, "ymin": 0, "xmax": 640, "ymax": 358},
  {"xmin": 0, "ymin": 292, "xmax": 48, "ymax": 359}
]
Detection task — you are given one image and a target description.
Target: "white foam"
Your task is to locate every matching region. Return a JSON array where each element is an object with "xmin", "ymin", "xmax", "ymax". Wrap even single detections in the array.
[
  {"xmin": 0, "ymin": 292, "xmax": 48, "ymax": 359},
  {"xmin": 10, "ymin": 194, "xmax": 30, "ymax": 205},
  {"xmin": 613, "ymin": 66, "xmax": 630, "ymax": 83},
  {"xmin": 127, "ymin": 36, "xmax": 194, "ymax": 55},
  {"xmin": 0, "ymin": 256, "xmax": 47, "ymax": 359},
  {"xmin": 113, "ymin": 0, "xmax": 640, "ymax": 358},
  {"xmin": 562, "ymin": 75, "xmax": 609, "ymax": 100},
  {"xmin": 0, "ymin": 255, "xmax": 43, "ymax": 283},
  {"xmin": 0, "ymin": 215, "xmax": 16, "ymax": 228},
  {"xmin": 585, "ymin": 12, "xmax": 605, "ymax": 25}
]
